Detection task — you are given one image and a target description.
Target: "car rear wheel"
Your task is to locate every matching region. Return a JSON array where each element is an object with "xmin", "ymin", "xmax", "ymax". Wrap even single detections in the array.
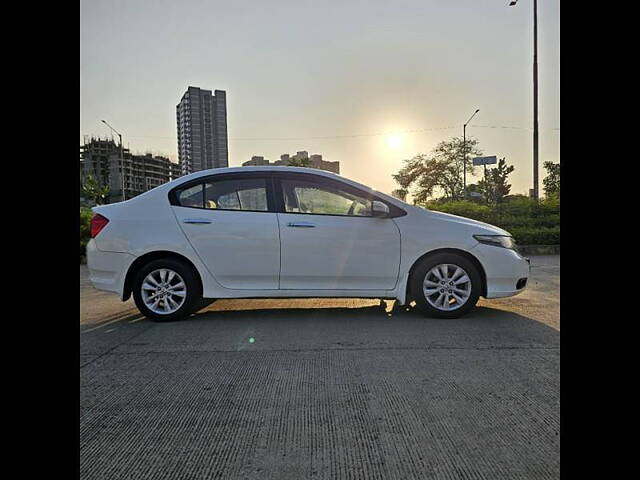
[
  {"xmin": 411, "ymin": 253, "xmax": 481, "ymax": 318},
  {"xmin": 133, "ymin": 258, "xmax": 201, "ymax": 322}
]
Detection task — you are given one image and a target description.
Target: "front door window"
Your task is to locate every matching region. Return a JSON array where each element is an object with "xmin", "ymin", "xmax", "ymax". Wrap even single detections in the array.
[{"xmin": 281, "ymin": 178, "xmax": 372, "ymax": 216}]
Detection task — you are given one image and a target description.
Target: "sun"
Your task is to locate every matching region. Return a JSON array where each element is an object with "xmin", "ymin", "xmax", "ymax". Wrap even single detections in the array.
[{"xmin": 385, "ymin": 133, "xmax": 404, "ymax": 150}]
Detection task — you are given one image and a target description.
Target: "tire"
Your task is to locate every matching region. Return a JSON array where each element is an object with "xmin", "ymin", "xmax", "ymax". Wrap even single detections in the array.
[
  {"xmin": 410, "ymin": 253, "xmax": 481, "ymax": 319},
  {"xmin": 133, "ymin": 258, "xmax": 202, "ymax": 322}
]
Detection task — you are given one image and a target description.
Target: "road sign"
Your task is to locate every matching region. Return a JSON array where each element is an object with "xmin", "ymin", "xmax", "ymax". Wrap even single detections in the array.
[{"xmin": 472, "ymin": 155, "xmax": 497, "ymax": 166}]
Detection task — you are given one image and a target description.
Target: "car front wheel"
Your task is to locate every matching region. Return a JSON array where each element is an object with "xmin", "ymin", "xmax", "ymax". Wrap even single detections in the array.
[
  {"xmin": 133, "ymin": 258, "xmax": 202, "ymax": 322},
  {"xmin": 411, "ymin": 253, "xmax": 481, "ymax": 318}
]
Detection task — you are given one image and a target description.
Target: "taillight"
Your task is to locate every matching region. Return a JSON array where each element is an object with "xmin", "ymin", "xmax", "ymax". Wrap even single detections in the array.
[{"xmin": 90, "ymin": 214, "xmax": 109, "ymax": 238}]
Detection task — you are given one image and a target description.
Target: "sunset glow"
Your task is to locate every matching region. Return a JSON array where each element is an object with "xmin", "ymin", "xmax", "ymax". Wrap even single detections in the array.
[{"xmin": 385, "ymin": 133, "xmax": 404, "ymax": 150}]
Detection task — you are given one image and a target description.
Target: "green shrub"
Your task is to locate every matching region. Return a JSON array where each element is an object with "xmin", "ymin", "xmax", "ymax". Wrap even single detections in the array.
[
  {"xmin": 426, "ymin": 201, "xmax": 493, "ymax": 222},
  {"xmin": 424, "ymin": 198, "xmax": 559, "ymax": 245},
  {"xmin": 509, "ymin": 226, "xmax": 560, "ymax": 246},
  {"xmin": 500, "ymin": 196, "xmax": 537, "ymax": 217},
  {"xmin": 80, "ymin": 207, "xmax": 92, "ymax": 260},
  {"xmin": 492, "ymin": 214, "xmax": 560, "ymax": 229}
]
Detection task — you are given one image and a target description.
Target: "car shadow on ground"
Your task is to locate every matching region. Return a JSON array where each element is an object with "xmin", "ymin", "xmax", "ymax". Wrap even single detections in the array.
[
  {"xmin": 188, "ymin": 299, "xmax": 552, "ymax": 327},
  {"xmin": 147, "ymin": 300, "xmax": 561, "ymax": 352},
  {"xmin": 81, "ymin": 299, "xmax": 559, "ymax": 361}
]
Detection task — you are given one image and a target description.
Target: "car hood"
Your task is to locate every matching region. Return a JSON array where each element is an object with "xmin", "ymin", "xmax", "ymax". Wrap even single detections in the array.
[{"xmin": 424, "ymin": 209, "xmax": 511, "ymax": 236}]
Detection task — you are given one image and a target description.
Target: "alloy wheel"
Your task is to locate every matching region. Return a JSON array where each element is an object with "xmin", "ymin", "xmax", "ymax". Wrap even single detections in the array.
[
  {"xmin": 141, "ymin": 268, "xmax": 187, "ymax": 315},
  {"xmin": 422, "ymin": 263, "xmax": 472, "ymax": 311}
]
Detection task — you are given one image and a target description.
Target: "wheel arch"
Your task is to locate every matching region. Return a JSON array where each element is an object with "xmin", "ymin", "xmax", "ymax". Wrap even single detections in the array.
[
  {"xmin": 405, "ymin": 248, "xmax": 487, "ymax": 302},
  {"xmin": 122, "ymin": 250, "xmax": 203, "ymax": 301}
]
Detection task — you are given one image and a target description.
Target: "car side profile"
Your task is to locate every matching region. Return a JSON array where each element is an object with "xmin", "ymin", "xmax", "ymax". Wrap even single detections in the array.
[{"xmin": 87, "ymin": 166, "xmax": 530, "ymax": 321}]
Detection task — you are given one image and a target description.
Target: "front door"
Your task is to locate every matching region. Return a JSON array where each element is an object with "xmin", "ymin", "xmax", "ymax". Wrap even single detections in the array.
[
  {"xmin": 171, "ymin": 175, "xmax": 280, "ymax": 290},
  {"xmin": 276, "ymin": 174, "xmax": 401, "ymax": 290}
]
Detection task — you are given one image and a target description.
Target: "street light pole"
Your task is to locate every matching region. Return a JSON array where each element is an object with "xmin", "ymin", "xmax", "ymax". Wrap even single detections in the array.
[
  {"xmin": 533, "ymin": 0, "xmax": 539, "ymax": 200},
  {"xmin": 101, "ymin": 119, "xmax": 126, "ymax": 201},
  {"xmin": 510, "ymin": 0, "xmax": 539, "ymax": 200},
  {"xmin": 463, "ymin": 109, "xmax": 480, "ymax": 199}
]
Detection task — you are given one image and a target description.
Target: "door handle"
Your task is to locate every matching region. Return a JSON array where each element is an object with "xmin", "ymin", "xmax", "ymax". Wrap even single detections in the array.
[
  {"xmin": 287, "ymin": 222, "xmax": 316, "ymax": 228},
  {"xmin": 183, "ymin": 218, "xmax": 212, "ymax": 224}
]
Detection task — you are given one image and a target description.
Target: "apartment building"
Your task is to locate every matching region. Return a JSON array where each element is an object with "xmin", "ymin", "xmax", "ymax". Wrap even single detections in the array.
[
  {"xmin": 80, "ymin": 137, "xmax": 180, "ymax": 203},
  {"xmin": 176, "ymin": 86, "xmax": 228, "ymax": 175},
  {"xmin": 241, "ymin": 151, "xmax": 340, "ymax": 174}
]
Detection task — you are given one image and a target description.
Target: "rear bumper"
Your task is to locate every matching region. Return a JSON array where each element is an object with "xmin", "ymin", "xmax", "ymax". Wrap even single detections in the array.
[
  {"xmin": 470, "ymin": 243, "xmax": 531, "ymax": 299},
  {"xmin": 86, "ymin": 239, "xmax": 136, "ymax": 297}
]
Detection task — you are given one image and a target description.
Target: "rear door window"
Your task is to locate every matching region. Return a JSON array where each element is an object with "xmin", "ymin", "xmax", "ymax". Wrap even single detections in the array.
[{"xmin": 204, "ymin": 178, "xmax": 268, "ymax": 211}]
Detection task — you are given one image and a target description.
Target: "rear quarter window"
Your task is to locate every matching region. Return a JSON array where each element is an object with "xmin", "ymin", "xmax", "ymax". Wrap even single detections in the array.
[{"xmin": 177, "ymin": 184, "xmax": 203, "ymax": 208}]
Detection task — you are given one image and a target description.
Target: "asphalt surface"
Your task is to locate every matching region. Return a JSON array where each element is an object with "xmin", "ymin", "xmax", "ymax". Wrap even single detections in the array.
[{"xmin": 80, "ymin": 256, "xmax": 559, "ymax": 479}]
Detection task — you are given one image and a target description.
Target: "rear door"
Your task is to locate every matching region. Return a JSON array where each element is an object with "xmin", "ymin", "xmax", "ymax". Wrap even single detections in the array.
[
  {"xmin": 275, "ymin": 173, "xmax": 401, "ymax": 290},
  {"xmin": 170, "ymin": 173, "xmax": 280, "ymax": 290}
]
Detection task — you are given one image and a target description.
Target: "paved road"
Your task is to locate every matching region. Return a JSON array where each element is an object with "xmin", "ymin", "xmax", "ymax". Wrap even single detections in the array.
[{"xmin": 80, "ymin": 256, "xmax": 559, "ymax": 479}]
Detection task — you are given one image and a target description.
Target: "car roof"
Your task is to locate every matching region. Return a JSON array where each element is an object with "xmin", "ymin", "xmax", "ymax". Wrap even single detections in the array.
[
  {"xmin": 174, "ymin": 166, "xmax": 371, "ymax": 191},
  {"xmin": 124, "ymin": 165, "xmax": 407, "ymax": 212},
  {"xmin": 181, "ymin": 165, "xmax": 340, "ymax": 180}
]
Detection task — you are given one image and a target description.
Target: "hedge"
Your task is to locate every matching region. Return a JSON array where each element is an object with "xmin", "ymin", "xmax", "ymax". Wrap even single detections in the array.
[
  {"xmin": 80, "ymin": 207, "xmax": 92, "ymax": 261},
  {"xmin": 508, "ymin": 226, "xmax": 560, "ymax": 246},
  {"xmin": 425, "ymin": 198, "xmax": 559, "ymax": 245}
]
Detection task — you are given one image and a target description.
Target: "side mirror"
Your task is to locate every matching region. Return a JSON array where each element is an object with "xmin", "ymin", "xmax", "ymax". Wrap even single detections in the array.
[{"xmin": 371, "ymin": 200, "xmax": 390, "ymax": 217}]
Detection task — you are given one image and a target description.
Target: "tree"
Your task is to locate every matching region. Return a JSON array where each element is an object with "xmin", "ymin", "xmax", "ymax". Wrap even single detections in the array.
[
  {"xmin": 392, "ymin": 137, "xmax": 482, "ymax": 204},
  {"xmin": 82, "ymin": 175, "xmax": 110, "ymax": 205},
  {"xmin": 543, "ymin": 161, "xmax": 560, "ymax": 198},
  {"xmin": 465, "ymin": 183, "xmax": 483, "ymax": 203},
  {"xmin": 287, "ymin": 157, "xmax": 311, "ymax": 168},
  {"xmin": 478, "ymin": 157, "xmax": 515, "ymax": 205},
  {"xmin": 391, "ymin": 188, "xmax": 408, "ymax": 202}
]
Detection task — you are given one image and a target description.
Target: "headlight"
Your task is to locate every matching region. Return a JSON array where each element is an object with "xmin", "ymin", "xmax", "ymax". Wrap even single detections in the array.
[{"xmin": 473, "ymin": 234, "xmax": 517, "ymax": 250}]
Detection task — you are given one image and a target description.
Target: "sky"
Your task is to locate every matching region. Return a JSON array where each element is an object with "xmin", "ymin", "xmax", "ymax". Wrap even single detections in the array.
[{"xmin": 80, "ymin": 0, "xmax": 559, "ymax": 197}]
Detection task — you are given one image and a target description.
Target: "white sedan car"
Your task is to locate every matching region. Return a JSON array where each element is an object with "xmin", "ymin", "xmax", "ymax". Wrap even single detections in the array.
[{"xmin": 87, "ymin": 166, "xmax": 530, "ymax": 321}]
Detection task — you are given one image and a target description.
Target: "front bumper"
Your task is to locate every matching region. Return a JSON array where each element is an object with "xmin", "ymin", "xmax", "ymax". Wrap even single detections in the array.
[{"xmin": 470, "ymin": 243, "xmax": 531, "ymax": 299}]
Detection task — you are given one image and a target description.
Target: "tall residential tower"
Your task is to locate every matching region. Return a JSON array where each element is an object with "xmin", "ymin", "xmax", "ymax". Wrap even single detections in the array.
[{"xmin": 176, "ymin": 86, "xmax": 228, "ymax": 175}]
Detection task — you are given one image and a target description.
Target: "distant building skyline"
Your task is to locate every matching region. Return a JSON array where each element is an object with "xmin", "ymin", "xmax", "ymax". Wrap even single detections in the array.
[
  {"xmin": 176, "ymin": 86, "xmax": 228, "ymax": 175},
  {"xmin": 80, "ymin": 137, "xmax": 181, "ymax": 203},
  {"xmin": 242, "ymin": 150, "xmax": 340, "ymax": 174}
]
